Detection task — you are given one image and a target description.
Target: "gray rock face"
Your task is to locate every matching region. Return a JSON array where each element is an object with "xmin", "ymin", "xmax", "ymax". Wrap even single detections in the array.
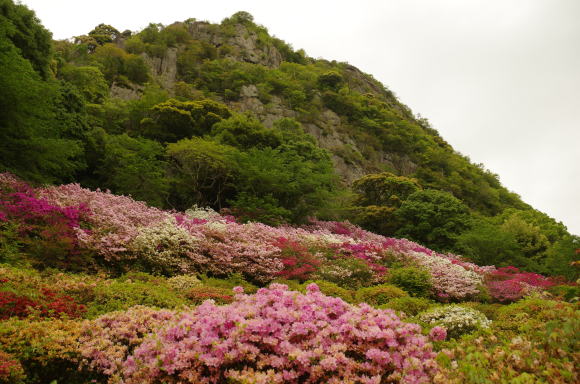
[{"xmin": 143, "ymin": 47, "xmax": 178, "ymax": 89}]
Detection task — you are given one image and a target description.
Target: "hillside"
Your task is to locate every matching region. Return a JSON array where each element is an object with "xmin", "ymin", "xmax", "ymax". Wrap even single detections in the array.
[
  {"xmin": 0, "ymin": 2, "xmax": 577, "ymax": 275},
  {"xmin": 0, "ymin": 173, "xmax": 578, "ymax": 383}
]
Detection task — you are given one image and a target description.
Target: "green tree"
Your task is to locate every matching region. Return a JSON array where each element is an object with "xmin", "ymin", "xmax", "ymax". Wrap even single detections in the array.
[
  {"xmin": 88, "ymin": 23, "xmax": 120, "ymax": 46},
  {"xmin": 166, "ymin": 137, "xmax": 239, "ymax": 210},
  {"xmin": 96, "ymin": 133, "xmax": 169, "ymax": 207},
  {"xmin": 142, "ymin": 98, "xmax": 231, "ymax": 142},
  {"xmin": 455, "ymin": 217, "xmax": 524, "ymax": 267},
  {"xmin": 353, "ymin": 172, "xmax": 421, "ymax": 207},
  {"xmin": 0, "ymin": 18, "xmax": 83, "ymax": 183},
  {"xmin": 211, "ymin": 114, "xmax": 281, "ymax": 149},
  {"xmin": 60, "ymin": 65, "xmax": 109, "ymax": 103},
  {"xmin": 395, "ymin": 189, "xmax": 471, "ymax": 251},
  {"xmin": 0, "ymin": 0, "xmax": 52, "ymax": 78}
]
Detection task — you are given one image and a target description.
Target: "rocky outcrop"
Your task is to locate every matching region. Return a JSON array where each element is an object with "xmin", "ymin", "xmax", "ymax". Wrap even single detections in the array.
[{"xmin": 184, "ymin": 21, "xmax": 283, "ymax": 68}]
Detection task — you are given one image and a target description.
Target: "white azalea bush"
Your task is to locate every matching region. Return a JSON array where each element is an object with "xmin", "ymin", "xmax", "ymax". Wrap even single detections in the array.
[
  {"xmin": 129, "ymin": 219, "xmax": 208, "ymax": 275},
  {"xmin": 166, "ymin": 274, "xmax": 201, "ymax": 292},
  {"xmin": 418, "ymin": 305, "xmax": 491, "ymax": 339}
]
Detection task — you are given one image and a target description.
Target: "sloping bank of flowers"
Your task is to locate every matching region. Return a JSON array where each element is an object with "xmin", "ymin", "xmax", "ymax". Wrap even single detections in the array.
[
  {"xmin": 0, "ymin": 173, "xmax": 554, "ymax": 302},
  {"xmin": 78, "ymin": 284, "xmax": 440, "ymax": 384}
]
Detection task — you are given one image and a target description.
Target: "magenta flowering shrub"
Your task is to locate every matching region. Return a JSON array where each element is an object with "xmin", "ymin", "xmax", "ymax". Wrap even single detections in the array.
[
  {"xmin": 40, "ymin": 183, "xmax": 171, "ymax": 260},
  {"xmin": 108, "ymin": 284, "xmax": 439, "ymax": 384},
  {"xmin": 486, "ymin": 266, "xmax": 555, "ymax": 302}
]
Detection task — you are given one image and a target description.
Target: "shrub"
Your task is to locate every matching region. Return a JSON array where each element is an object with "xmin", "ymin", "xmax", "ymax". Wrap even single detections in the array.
[
  {"xmin": 0, "ymin": 318, "xmax": 93, "ymax": 383},
  {"xmin": 86, "ymin": 280, "xmax": 187, "ymax": 317},
  {"xmin": 129, "ymin": 219, "xmax": 208, "ymax": 275},
  {"xmin": 110, "ymin": 283, "xmax": 439, "ymax": 383},
  {"xmin": 355, "ymin": 284, "xmax": 408, "ymax": 306},
  {"xmin": 418, "ymin": 305, "xmax": 491, "ymax": 339},
  {"xmin": 78, "ymin": 306, "xmax": 176, "ymax": 377},
  {"xmin": 486, "ymin": 266, "xmax": 555, "ymax": 303},
  {"xmin": 435, "ymin": 309, "xmax": 579, "ymax": 383},
  {"xmin": 388, "ymin": 266, "xmax": 432, "ymax": 298},
  {"xmin": 303, "ymin": 280, "xmax": 355, "ymax": 303},
  {"xmin": 0, "ymin": 350, "xmax": 25, "ymax": 383},
  {"xmin": 379, "ymin": 297, "xmax": 434, "ymax": 317},
  {"xmin": 167, "ymin": 274, "xmax": 201, "ymax": 293},
  {"xmin": 315, "ymin": 257, "xmax": 374, "ymax": 289},
  {"xmin": 200, "ymin": 273, "xmax": 258, "ymax": 294},
  {"xmin": 186, "ymin": 285, "xmax": 234, "ymax": 305},
  {"xmin": 273, "ymin": 237, "xmax": 321, "ymax": 282},
  {"xmin": 549, "ymin": 285, "xmax": 580, "ymax": 302}
]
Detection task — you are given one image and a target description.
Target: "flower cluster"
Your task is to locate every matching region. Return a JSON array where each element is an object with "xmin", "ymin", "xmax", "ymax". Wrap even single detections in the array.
[
  {"xmin": 486, "ymin": 266, "xmax": 555, "ymax": 302},
  {"xmin": 80, "ymin": 284, "xmax": 438, "ymax": 383},
  {"xmin": 129, "ymin": 218, "xmax": 207, "ymax": 275},
  {"xmin": 418, "ymin": 305, "xmax": 491, "ymax": 339}
]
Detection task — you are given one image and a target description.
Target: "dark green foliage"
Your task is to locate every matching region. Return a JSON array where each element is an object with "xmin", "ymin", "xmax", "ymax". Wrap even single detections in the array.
[
  {"xmin": 95, "ymin": 133, "xmax": 169, "ymax": 207},
  {"xmin": 395, "ymin": 189, "xmax": 471, "ymax": 251},
  {"xmin": 456, "ymin": 217, "xmax": 524, "ymax": 267},
  {"xmin": 387, "ymin": 266, "xmax": 433, "ymax": 298},
  {"xmin": 0, "ymin": 0, "xmax": 52, "ymax": 79},
  {"xmin": 212, "ymin": 114, "xmax": 282, "ymax": 149},
  {"xmin": 0, "ymin": 17, "xmax": 84, "ymax": 183},
  {"xmin": 88, "ymin": 23, "xmax": 120, "ymax": 46},
  {"xmin": 230, "ymin": 146, "xmax": 337, "ymax": 223},
  {"xmin": 317, "ymin": 71, "xmax": 343, "ymax": 90},
  {"xmin": 548, "ymin": 285, "xmax": 580, "ymax": 302},
  {"xmin": 353, "ymin": 172, "xmax": 421, "ymax": 207},
  {"xmin": 166, "ymin": 137, "xmax": 239, "ymax": 210}
]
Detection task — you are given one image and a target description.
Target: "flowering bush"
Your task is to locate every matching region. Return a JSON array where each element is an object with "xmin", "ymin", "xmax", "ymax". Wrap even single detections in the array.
[
  {"xmin": 108, "ymin": 284, "xmax": 439, "ymax": 384},
  {"xmin": 78, "ymin": 306, "xmax": 176, "ymax": 378},
  {"xmin": 418, "ymin": 305, "xmax": 491, "ymax": 339},
  {"xmin": 167, "ymin": 275, "xmax": 201, "ymax": 292},
  {"xmin": 429, "ymin": 326, "xmax": 447, "ymax": 342},
  {"xmin": 273, "ymin": 237, "xmax": 321, "ymax": 281},
  {"xmin": 186, "ymin": 285, "xmax": 234, "ymax": 305},
  {"xmin": 129, "ymin": 218, "xmax": 208, "ymax": 275},
  {"xmin": 0, "ymin": 350, "xmax": 25, "ymax": 383},
  {"xmin": 486, "ymin": 266, "xmax": 555, "ymax": 303},
  {"xmin": 314, "ymin": 257, "xmax": 374, "ymax": 289},
  {"xmin": 40, "ymin": 183, "xmax": 171, "ymax": 260}
]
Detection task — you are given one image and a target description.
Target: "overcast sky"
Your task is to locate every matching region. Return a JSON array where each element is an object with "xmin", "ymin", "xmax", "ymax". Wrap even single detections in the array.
[{"xmin": 20, "ymin": 0, "xmax": 580, "ymax": 235}]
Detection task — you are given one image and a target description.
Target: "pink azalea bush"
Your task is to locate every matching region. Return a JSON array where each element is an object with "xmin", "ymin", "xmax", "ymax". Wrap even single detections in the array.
[
  {"xmin": 78, "ymin": 284, "xmax": 439, "ymax": 384},
  {"xmin": 40, "ymin": 183, "xmax": 171, "ymax": 260}
]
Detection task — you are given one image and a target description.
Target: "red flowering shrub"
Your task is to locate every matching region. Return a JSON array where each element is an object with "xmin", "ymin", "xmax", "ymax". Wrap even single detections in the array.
[
  {"xmin": 274, "ymin": 237, "xmax": 321, "ymax": 281},
  {"xmin": 186, "ymin": 286, "xmax": 234, "ymax": 305},
  {"xmin": 0, "ymin": 350, "xmax": 25, "ymax": 383},
  {"xmin": 486, "ymin": 266, "xmax": 555, "ymax": 302},
  {"xmin": 0, "ymin": 287, "xmax": 85, "ymax": 320}
]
